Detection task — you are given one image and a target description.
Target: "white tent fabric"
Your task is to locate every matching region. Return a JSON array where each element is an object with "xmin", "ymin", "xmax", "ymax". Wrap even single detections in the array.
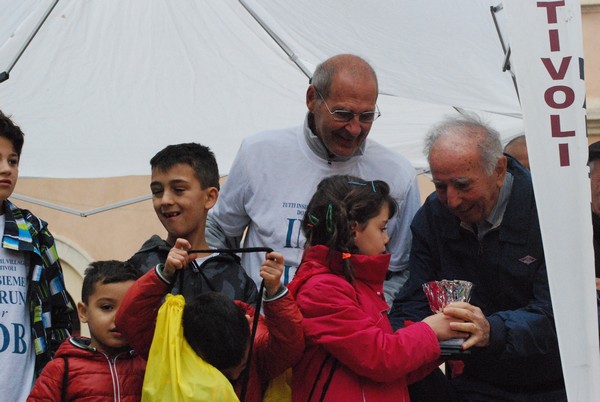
[
  {"xmin": 0, "ymin": 0, "xmax": 523, "ymax": 179},
  {"xmin": 1, "ymin": 0, "xmax": 598, "ymax": 398},
  {"xmin": 0, "ymin": 0, "xmax": 308, "ymax": 178}
]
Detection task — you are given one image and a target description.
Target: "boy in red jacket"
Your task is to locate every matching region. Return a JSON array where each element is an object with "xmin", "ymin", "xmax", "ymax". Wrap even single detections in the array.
[
  {"xmin": 116, "ymin": 238, "xmax": 304, "ymax": 402},
  {"xmin": 28, "ymin": 260, "xmax": 146, "ymax": 401}
]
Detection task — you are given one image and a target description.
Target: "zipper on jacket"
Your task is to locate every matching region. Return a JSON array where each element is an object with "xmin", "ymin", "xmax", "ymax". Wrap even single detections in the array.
[{"xmin": 100, "ymin": 351, "xmax": 126, "ymax": 402}]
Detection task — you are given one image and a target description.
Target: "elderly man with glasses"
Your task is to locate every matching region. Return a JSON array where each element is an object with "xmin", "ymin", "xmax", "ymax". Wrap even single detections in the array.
[{"xmin": 206, "ymin": 53, "xmax": 420, "ymax": 307}]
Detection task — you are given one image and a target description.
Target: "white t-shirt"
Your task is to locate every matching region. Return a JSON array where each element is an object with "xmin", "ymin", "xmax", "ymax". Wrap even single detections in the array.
[
  {"xmin": 194, "ymin": 253, "xmax": 218, "ymax": 266},
  {"xmin": 208, "ymin": 118, "xmax": 421, "ymax": 288},
  {"xmin": 0, "ymin": 214, "xmax": 35, "ymax": 401}
]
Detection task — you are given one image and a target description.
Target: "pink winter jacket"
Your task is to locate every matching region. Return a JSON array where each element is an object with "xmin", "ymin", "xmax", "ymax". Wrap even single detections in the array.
[{"xmin": 287, "ymin": 245, "xmax": 441, "ymax": 402}]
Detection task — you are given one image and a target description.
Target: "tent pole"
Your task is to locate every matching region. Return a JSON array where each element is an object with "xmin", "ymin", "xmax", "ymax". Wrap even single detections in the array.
[
  {"xmin": 10, "ymin": 193, "xmax": 151, "ymax": 217},
  {"xmin": 0, "ymin": 0, "xmax": 60, "ymax": 83},
  {"xmin": 490, "ymin": 4, "xmax": 520, "ymax": 101},
  {"xmin": 238, "ymin": 0, "xmax": 313, "ymax": 80}
]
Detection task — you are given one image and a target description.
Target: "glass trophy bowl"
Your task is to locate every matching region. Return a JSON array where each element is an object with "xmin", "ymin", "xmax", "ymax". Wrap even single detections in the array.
[{"xmin": 422, "ymin": 279, "xmax": 473, "ymax": 359}]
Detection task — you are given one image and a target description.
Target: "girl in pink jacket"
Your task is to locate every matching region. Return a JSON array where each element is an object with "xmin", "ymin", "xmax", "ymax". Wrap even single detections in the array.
[{"xmin": 288, "ymin": 175, "xmax": 464, "ymax": 402}]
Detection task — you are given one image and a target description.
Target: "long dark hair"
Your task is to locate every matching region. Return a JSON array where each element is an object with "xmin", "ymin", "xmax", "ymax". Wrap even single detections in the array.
[{"xmin": 302, "ymin": 175, "xmax": 397, "ymax": 282}]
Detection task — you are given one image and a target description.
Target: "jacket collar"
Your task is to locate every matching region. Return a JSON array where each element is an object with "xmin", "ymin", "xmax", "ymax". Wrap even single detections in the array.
[
  {"xmin": 289, "ymin": 245, "xmax": 390, "ymax": 296},
  {"xmin": 137, "ymin": 234, "xmax": 171, "ymax": 253},
  {"xmin": 67, "ymin": 336, "xmax": 136, "ymax": 358}
]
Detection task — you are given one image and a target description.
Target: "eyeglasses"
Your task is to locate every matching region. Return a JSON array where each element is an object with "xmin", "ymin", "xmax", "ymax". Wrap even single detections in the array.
[{"xmin": 316, "ymin": 91, "xmax": 380, "ymax": 124}]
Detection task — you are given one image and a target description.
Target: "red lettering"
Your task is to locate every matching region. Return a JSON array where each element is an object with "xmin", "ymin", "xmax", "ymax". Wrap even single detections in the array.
[
  {"xmin": 549, "ymin": 29, "xmax": 560, "ymax": 51},
  {"xmin": 544, "ymin": 85, "xmax": 575, "ymax": 109},
  {"xmin": 541, "ymin": 57, "xmax": 571, "ymax": 80},
  {"xmin": 558, "ymin": 143, "xmax": 570, "ymax": 166},
  {"xmin": 550, "ymin": 115, "xmax": 575, "ymax": 137},
  {"xmin": 537, "ymin": 1, "xmax": 564, "ymax": 24},
  {"xmin": 538, "ymin": 1, "xmax": 578, "ymax": 168}
]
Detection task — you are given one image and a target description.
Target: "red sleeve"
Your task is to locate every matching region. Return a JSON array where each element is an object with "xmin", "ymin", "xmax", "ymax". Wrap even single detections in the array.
[
  {"xmin": 115, "ymin": 267, "xmax": 171, "ymax": 359},
  {"xmin": 253, "ymin": 291, "xmax": 305, "ymax": 380},
  {"xmin": 403, "ymin": 321, "xmax": 444, "ymax": 385},
  {"xmin": 296, "ymin": 275, "xmax": 440, "ymax": 383},
  {"xmin": 27, "ymin": 358, "xmax": 64, "ymax": 401}
]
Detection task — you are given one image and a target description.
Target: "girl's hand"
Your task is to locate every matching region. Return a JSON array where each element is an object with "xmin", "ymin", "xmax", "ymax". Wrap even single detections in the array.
[{"xmin": 422, "ymin": 312, "xmax": 469, "ymax": 341}]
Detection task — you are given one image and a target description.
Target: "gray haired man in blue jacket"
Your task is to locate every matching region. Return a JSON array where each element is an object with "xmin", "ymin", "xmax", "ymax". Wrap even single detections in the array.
[{"xmin": 390, "ymin": 115, "xmax": 566, "ymax": 402}]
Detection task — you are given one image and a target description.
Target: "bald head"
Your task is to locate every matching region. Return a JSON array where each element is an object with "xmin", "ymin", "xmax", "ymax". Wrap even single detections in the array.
[
  {"xmin": 306, "ymin": 54, "xmax": 379, "ymax": 158},
  {"xmin": 310, "ymin": 54, "xmax": 378, "ymax": 98}
]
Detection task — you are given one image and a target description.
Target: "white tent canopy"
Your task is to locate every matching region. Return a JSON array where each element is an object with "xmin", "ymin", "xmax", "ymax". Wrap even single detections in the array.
[
  {"xmin": 1, "ymin": 1, "xmax": 599, "ymax": 400},
  {"xmin": 0, "ymin": 0, "xmax": 523, "ymax": 179}
]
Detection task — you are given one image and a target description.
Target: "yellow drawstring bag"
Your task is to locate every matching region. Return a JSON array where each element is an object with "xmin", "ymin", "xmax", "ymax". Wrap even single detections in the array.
[
  {"xmin": 141, "ymin": 294, "xmax": 240, "ymax": 402},
  {"xmin": 262, "ymin": 368, "xmax": 292, "ymax": 402}
]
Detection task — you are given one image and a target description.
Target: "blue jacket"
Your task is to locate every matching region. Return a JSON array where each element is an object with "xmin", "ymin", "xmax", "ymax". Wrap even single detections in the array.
[{"xmin": 390, "ymin": 159, "xmax": 564, "ymax": 391}]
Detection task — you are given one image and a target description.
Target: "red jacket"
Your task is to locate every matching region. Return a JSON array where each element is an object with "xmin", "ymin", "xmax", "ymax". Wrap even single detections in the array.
[
  {"xmin": 27, "ymin": 337, "xmax": 145, "ymax": 402},
  {"xmin": 115, "ymin": 266, "xmax": 304, "ymax": 402},
  {"xmin": 287, "ymin": 246, "xmax": 440, "ymax": 402}
]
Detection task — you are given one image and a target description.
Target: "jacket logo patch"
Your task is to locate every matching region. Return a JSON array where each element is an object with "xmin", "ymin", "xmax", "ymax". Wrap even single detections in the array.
[{"xmin": 519, "ymin": 255, "xmax": 537, "ymax": 265}]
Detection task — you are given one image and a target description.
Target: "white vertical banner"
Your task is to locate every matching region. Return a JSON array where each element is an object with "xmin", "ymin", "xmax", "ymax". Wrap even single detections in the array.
[{"xmin": 502, "ymin": 1, "xmax": 600, "ymax": 400}]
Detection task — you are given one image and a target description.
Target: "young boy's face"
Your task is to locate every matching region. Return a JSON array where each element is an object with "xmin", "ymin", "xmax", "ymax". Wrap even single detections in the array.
[
  {"xmin": 150, "ymin": 163, "xmax": 217, "ymax": 245},
  {"xmin": 0, "ymin": 136, "xmax": 19, "ymax": 203},
  {"xmin": 77, "ymin": 280, "xmax": 135, "ymax": 355}
]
